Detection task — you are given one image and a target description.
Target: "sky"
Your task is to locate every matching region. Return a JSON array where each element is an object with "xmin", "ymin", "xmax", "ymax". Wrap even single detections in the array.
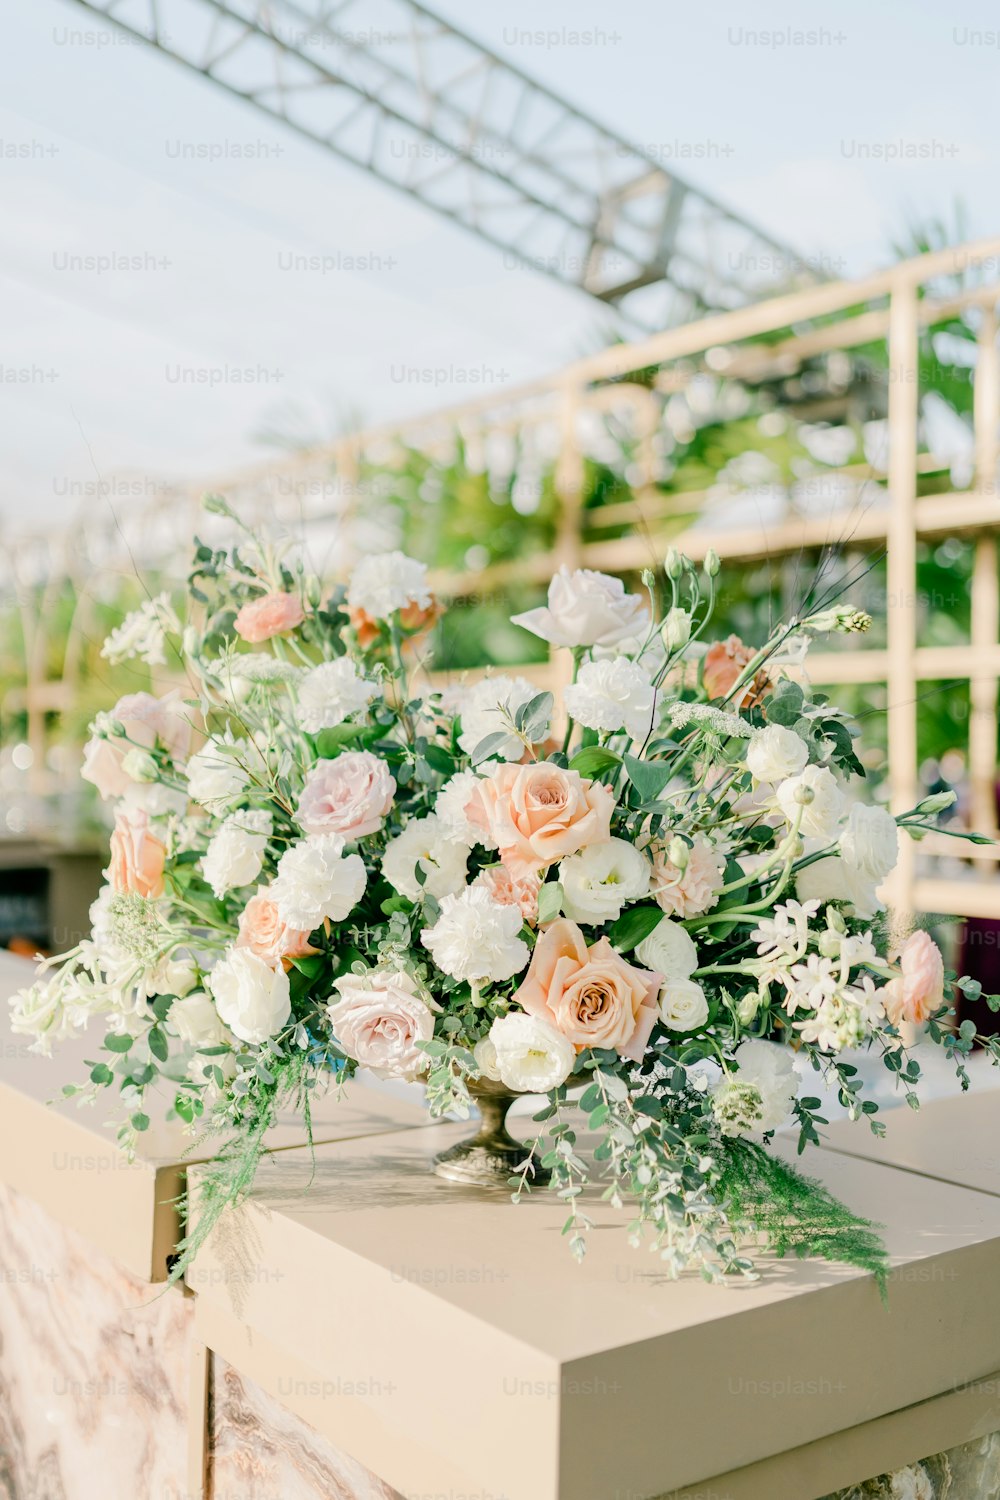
[{"xmin": 0, "ymin": 0, "xmax": 997, "ymax": 532}]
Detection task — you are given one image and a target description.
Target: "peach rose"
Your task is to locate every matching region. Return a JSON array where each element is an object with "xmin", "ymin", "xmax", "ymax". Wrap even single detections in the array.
[
  {"xmin": 237, "ymin": 891, "xmax": 316, "ymax": 967},
  {"xmin": 473, "ymin": 865, "xmax": 541, "ymax": 925},
  {"xmin": 650, "ymin": 837, "xmax": 724, "ymax": 919},
  {"xmin": 467, "ymin": 762, "xmax": 614, "ymax": 879},
  {"xmin": 702, "ymin": 635, "xmax": 770, "ymax": 709},
  {"xmin": 82, "ymin": 692, "xmax": 190, "ymax": 801},
  {"xmin": 234, "ymin": 591, "xmax": 305, "ymax": 643},
  {"xmin": 883, "ymin": 931, "xmax": 945, "ymax": 1027},
  {"xmin": 513, "ymin": 917, "xmax": 661, "ymax": 1061},
  {"xmin": 108, "ymin": 808, "xmax": 166, "ymax": 899},
  {"xmin": 296, "ymin": 752, "xmax": 395, "ymax": 839},
  {"xmin": 348, "ymin": 598, "xmax": 440, "ymax": 649}
]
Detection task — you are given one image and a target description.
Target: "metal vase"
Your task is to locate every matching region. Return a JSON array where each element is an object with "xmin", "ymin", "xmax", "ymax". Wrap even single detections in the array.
[{"xmin": 433, "ymin": 1078, "xmax": 550, "ymax": 1188}]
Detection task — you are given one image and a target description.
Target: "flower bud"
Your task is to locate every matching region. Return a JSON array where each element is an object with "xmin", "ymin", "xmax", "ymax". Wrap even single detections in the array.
[
  {"xmin": 915, "ymin": 790, "xmax": 957, "ymax": 816},
  {"xmin": 662, "ymin": 607, "xmax": 692, "ymax": 652},
  {"xmin": 704, "ymin": 548, "xmax": 721, "ymax": 579},
  {"xmin": 792, "ymin": 783, "xmax": 815, "ymax": 806},
  {"xmin": 667, "ymin": 836, "xmax": 689, "ymax": 871},
  {"xmin": 664, "ymin": 548, "xmax": 684, "ymax": 581}
]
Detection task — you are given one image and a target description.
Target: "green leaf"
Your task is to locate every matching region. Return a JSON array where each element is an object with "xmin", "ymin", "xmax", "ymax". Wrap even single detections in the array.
[
  {"xmin": 423, "ymin": 745, "xmax": 456, "ymax": 775},
  {"xmin": 289, "ymin": 954, "xmax": 326, "ymax": 978},
  {"xmin": 150, "ymin": 994, "xmax": 174, "ymax": 1022},
  {"xmin": 515, "ymin": 691, "xmax": 553, "ymax": 741},
  {"xmin": 104, "ymin": 1033, "xmax": 133, "ymax": 1053},
  {"xmin": 89, "ymin": 1063, "xmax": 113, "ymax": 1086},
  {"xmin": 537, "ymin": 881, "xmax": 563, "ymax": 925},
  {"xmin": 607, "ymin": 903, "xmax": 662, "ymax": 952},
  {"xmin": 766, "ymin": 682, "xmax": 804, "ymax": 726},
  {"xmin": 314, "ymin": 724, "xmax": 373, "ymax": 757},
  {"xmin": 623, "ymin": 754, "xmax": 672, "ymax": 803},
  {"xmin": 471, "ymin": 731, "xmax": 511, "ymax": 765},
  {"xmin": 148, "ymin": 1026, "xmax": 169, "ymax": 1063},
  {"xmin": 569, "ymin": 746, "xmax": 622, "ymax": 778},
  {"xmin": 131, "ymin": 1112, "xmax": 150, "ymax": 1132}
]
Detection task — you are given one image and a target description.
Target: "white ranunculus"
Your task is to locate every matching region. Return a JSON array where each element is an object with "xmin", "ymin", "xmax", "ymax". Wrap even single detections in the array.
[
  {"xmin": 271, "ymin": 835, "xmax": 367, "ymax": 931},
  {"xmin": 839, "ymin": 803, "xmax": 899, "ymax": 883},
  {"xmin": 457, "ymin": 674, "xmax": 543, "ymax": 762},
  {"xmin": 746, "ymin": 724, "xmax": 809, "ymax": 784},
  {"xmin": 559, "ymin": 838, "xmax": 650, "ymax": 924},
  {"xmin": 511, "ymin": 566, "xmax": 648, "ymax": 648},
  {"xmin": 635, "ymin": 917, "xmax": 699, "ymax": 980},
  {"xmin": 658, "ymin": 977, "xmax": 709, "ymax": 1031},
  {"xmin": 421, "ymin": 885, "xmax": 529, "ymax": 984},
  {"xmin": 202, "ymin": 811, "xmax": 272, "ymax": 898},
  {"xmin": 435, "ymin": 770, "xmax": 496, "ymax": 848},
  {"xmin": 347, "ymin": 551, "xmax": 431, "ymax": 619},
  {"xmin": 711, "ymin": 1039, "xmax": 798, "ymax": 1138},
  {"xmin": 382, "ymin": 815, "xmax": 469, "ymax": 902},
  {"xmin": 563, "ymin": 657, "xmax": 655, "ymax": 742},
  {"xmin": 210, "ymin": 948, "xmax": 290, "ymax": 1045},
  {"xmin": 776, "ymin": 764, "xmax": 845, "ymax": 840},
  {"xmin": 169, "ymin": 990, "xmax": 230, "ymax": 1047},
  {"xmin": 488, "ymin": 1012, "xmax": 576, "ymax": 1093},
  {"xmin": 473, "ymin": 1036, "xmax": 503, "ymax": 1081},
  {"xmin": 296, "ymin": 658, "xmax": 380, "ymax": 734},
  {"xmin": 186, "ymin": 738, "xmax": 253, "ymax": 811},
  {"xmin": 796, "ymin": 850, "xmax": 881, "ymax": 920}
]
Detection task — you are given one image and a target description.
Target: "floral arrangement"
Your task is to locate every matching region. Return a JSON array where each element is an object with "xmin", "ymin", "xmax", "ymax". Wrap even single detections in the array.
[{"xmin": 12, "ymin": 496, "xmax": 997, "ymax": 1284}]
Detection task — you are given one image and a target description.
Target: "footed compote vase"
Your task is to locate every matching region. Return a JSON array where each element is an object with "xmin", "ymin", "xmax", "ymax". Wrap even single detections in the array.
[{"xmin": 433, "ymin": 1078, "xmax": 551, "ymax": 1188}]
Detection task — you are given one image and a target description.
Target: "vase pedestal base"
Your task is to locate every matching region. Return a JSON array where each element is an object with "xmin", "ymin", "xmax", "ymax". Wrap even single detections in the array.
[{"xmin": 432, "ymin": 1084, "xmax": 550, "ymax": 1188}]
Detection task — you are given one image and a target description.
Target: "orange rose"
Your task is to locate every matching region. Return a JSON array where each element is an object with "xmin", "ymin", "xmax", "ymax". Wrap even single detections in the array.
[
  {"xmin": 702, "ymin": 635, "xmax": 770, "ymax": 709},
  {"xmin": 513, "ymin": 917, "xmax": 660, "ymax": 1061},
  {"xmin": 348, "ymin": 597, "xmax": 440, "ymax": 649},
  {"xmin": 234, "ymin": 591, "xmax": 305, "ymax": 643},
  {"xmin": 237, "ymin": 891, "xmax": 316, "ymax": 969},
  {"xmin": 467, "ymin": 762, "xmax": 614, "ymax": 879},
  {"xmin": 108, "ymin": 808, "xmax": 166, "ymax": 899}
]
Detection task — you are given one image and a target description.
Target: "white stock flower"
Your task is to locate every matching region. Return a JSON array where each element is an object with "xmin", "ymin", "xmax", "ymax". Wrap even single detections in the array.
[
  {"xmin": 711, "ymin": 1040, "xmax": 797, "ymax": 1138},
  {"xmin": 563, "ymin": 657, "xmax": 655, "ymax": 741},
  {"xmin": 169, "ymin": 990, "xmax": 231, "ymax": 1048},
  {"xmin": 101, "ymin": 593, "xmax": 180, "ymax": 668},
  {"xmin": 9, "ymin": 978, "xmax": 66, "ymax": 1056},
  {"xmin": 435, "ymin": 770, "xmax": 496, "ymax": 847},
  {"xmin": 488, "ymin": 1012, "xmax": 576, "ymax": 1093},
  {"xmin": 421, "ymin": 885, "xmax": 529, "ymax": 984},
  {"xmin": 347, "ymin": 551, "xmax": 431, "ymax": 619},
  {"xmin": 296, "ymin": 658, "xmax": 380, "ymax": 734},
  {"xmin": 559, "ymin": 838, "xmax": 650, "ymax": 924},
  {"xmin": 202, "ymin": 811, "xmax": 272, "ymax": 898},
  {"xmin": 210, "ymin": 948, "xmax": 290, "ymax": 1045},
  {"xmin": 511, "ymin": 566, "xmax": 648, "ymax": 648},
  {"xmin": 658, "ymin": 977, "xmax": 709, "ymax": 1031},
  {"xmin": 839, "ymin": 803, "xmax": 899, "ymax": 883},
  {"xmin": 745, "ymin": 724, "xmax": 809, "ymax": 784},
  {"xmin": 186, "ymin": 737, "xmax": 254, "ymax": 811},
  {"xmin": 457, "ymin": 675, "xmax": 542, "ymax": 761},
  {"xmin": 382, "ymin": 814, "xmax": 469, "ymax": 902},
  {"xmin": 271, "ymin": 835, "xmax": 367, "ymax": 931},
  {"xmin": 776, "ymin": 764, "xmax": 845, "ymax": 840},
  {"xmin": 635, "ymin": 918, "xmax": 699, "ymax": 980}
]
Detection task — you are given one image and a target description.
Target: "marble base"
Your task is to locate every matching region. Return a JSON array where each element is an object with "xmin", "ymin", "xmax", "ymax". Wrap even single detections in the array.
[{"xmin": 822, "ymin": 1430, "xmax": 1000, "ymax": 1498}]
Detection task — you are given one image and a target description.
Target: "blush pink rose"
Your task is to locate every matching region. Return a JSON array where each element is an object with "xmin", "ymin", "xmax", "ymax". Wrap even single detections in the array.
[
  {"xmin": 883, "ymin": 931, "xmax": 945, "ymax": 1027},
  {"xmin": 650, "ymin": 837, "xmax": 724, "ymax": 919},
  {"xmin": 108, "ymin": 808, "xmax": 166, "ymax": 899},
  {"xmin": 237, "ymin": 891, "xmax": 316, "ymax": 968},
  {"xmin": 234, "ymin": 591, "xmax": 305, "ymax": 643},
  {"xmin": 512, "ymin": 917, "xmax": 661, "ymax": 1061},
  {"xmin": 295, "ymin": 752, "xmax": 395, "ymax": 839},
  {"xmin": 82, "ymin": 692, "xmax": 190, "ymax": 801},
  {"xmin": 327, "ymin": 970, "xmax": 437, "ymax": 1080},
  {"xmin": 466, "ymin": 762, "xmax": 614, "ymax": 879},
  {"xmin": 473, "ymin": 865, "xmax": 541, "ymax": 925}
]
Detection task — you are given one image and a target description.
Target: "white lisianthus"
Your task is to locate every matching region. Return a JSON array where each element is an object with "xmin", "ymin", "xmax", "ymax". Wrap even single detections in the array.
[
  {"xmin": 347, "ymin": 551, "xmax": 431, "ymax": 619},
  {"xmin": 473, "ymin": 1036, "xmax": 503, "ymax": 1082},
  {"xmin": 746, "ymin": 724, "xmax": 809, "ymax": 784},
  {"xmin": 563, "ymin": 657, "xmax": 655, "ymax": 741},
  {"xmin": 796, "ymin": 851, "xmax": 881, "ymax": 920},
  {"xmin": 711, "ymin": 1040, "xmax": 798, "ymax": 1137},
  {"xmin": 186, "ymin": 737, "xmax": 254, "ymax": 811},
  {"xmin": 101, "ymin": 593, "xmax": 180, "ymax": 668},
  {"xmin": 148, "ymin": 953, "xmax": 200, "ymax": 998},
  {"xmin": 559, "ymin": 838, "xmax": 650, "ymax": 924},
  {"xmin": 488, "ymin": 1012, "xmax": 576, "ymax": 1093},
  {"xmin": 421, "ymin": 885, "xmax": 529, "ymax": 984},
  {"xmin": 202, "ymin": 811, "xmax": 272, "ymax": 898},
  {"xmin": 169, "ymin": 990, "xmax": 231, "ymax": 1047},
  {"xmin": 457, "ymin": 675, "xmax": 543, "ymax": 761},
  {"xmin": 435, "ymin": 770, "xmax": 496, "ymax": 848},
  {"xmin": 210, "ymin": 948, "xmax": 291, "ymax": 1045},
  {"xmin": 511, "ymin": 566, "xmax": 648, "ymax": 648},
  {"xmin": 296, "ymin": 658, "xmax": 380, "ymax": 734},
  {"xmin": 635, "ymin": 917, "xmax": 699, "ymax": 980},
  {"xmin": 776, "ymin": 764, "xmax": 845, "ymax": 840},
  {"xmin": 839, "ymin": 803, "xmax": 899, "ymax": 883},
  {"xmin": 382, "ymin": 814, "xmax": 469, "ymax": 902},
  {"xmin": 658, "ymin": 977, "xmax": 709, "ymax": 1032},
  {"xmin": 271, "ymin": 835, "xmax": 367, "ymax": 931}
]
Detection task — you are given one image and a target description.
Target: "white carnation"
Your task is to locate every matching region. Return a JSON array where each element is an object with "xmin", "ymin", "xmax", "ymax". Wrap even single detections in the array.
[
  {"xmin": 776, "ymin": 764, "xmax": 845, "ymax": 841},
  {"xmin": 348, "ymin": 551, "xmax": 431, "ymax": 619},
  {"xmin": 457, "ymin": 675, "xmax": 543, "ymax": 761},
  {"xmin": 488, "ymin": 1012, "xmax": 576, "ymax": 1093},
  {"xmin": 711, "ymin": 1040, "xmax": 797, "ymax": 1138},
  {"xmin": 101, "ymin": 593, "xmax": 180, "ymax": 668},
  {"xmin": 635, "ymin": 917, "xmax": 698, "ymax": 979},
  {"xmin": 839, "ymin": 803, "xmax": 899, "ymax": 883},
  {"xmin": 658, "ymin": 977, "xmax": 709, "ymax": 1031},
  {"xmin": 271, "ymin": 835, "xmax": 367, "ymax": 931},
  {"xmin": 169, "ymin": 990, "xmax": 231, "ymax": 1048},
  {"xmin": 210, "ymin": 947, "xmax": 290, "ymax": 1045},
  {"xmin": 435, "ymin": 770, "xmax": 496, "ymax": 848},
  {"xmin": 421, "ymin": 885, "xmax": 529, "ymax": 984},
  {"xmin": 202, "ymin": 811, "xmax": 272, "ymax": 898},
  {"xmin": 563, "ymin": 657, "xmax": 655, "ymax": 741},
  {"xmin": 746, "ymin": 724, "xmax": 809, "ymax": 784},
  {"xmin": 297, "ymin": 658, "xmax": 380, "ymax": 734},
  {"xmin": 382, "ymin": 815, "xmax": 469, "ymax": 902},
  {"xmin": 560, "ymin": 838, "xmax": 650, "ymax": 924}
]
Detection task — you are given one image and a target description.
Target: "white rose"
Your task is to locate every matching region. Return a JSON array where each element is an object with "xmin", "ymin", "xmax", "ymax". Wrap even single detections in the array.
[
  {"xmin": 210, "ymin": 948, "xmax": 291, "ymax": 1045},
  {"xmin": 435, "ymin": 770, "xmax": 496, "ymax": 848},
  {"xmin": 511, "ymin": 566, "xmax": 648, "ymax": 648},
  {"xmin": 457, "ymin": 675, "xmax": 543, "ymax": 762},
  {"xmin": 202, "ymin": 811, "xmax": 272, "ymax": 898},
  {"xmin": 796, "ymin": 850, "xmax": 881, "ymax": 920},
  {"xmin": 839, "ymin": 803, "xmax": 899, "ymax": 883},
  {"xmin": 563, "ymin": 657, "xmax": 655, "ymax": 741},
  {"xmin": 296, "ymin": 658, "xmax": 380, "ymax": 735},
  {"xmin": 559, "ymin": 838, "xmax": 650, "ymax": 924},
  {"xmin": 382, "ymin": 815, "xmax": 469, "ymax": 902},
  {"xmin": 271, "ymin": 835, "xmax": 367, "ymax": 931},
  {"xmin": 421, "ymin": 885, "xmax": 529, "ymax": 984},
  {"xmin": 186, "ymin": 738, "xmax": 253, "ymax": 810},
  {"xmin": 658, "ymin": 977, "xmax": 709, "ymax": 1031},
  {"xmin": 711, "ymin": 1039, "xmax": 797, "ymax": 1138},
  {"xmin": 347, "ymin": 551, "xmax": 431, "ymax": 619},
  {"xmin": 169, "ymin": 990, "xmax": 230, "ymax": 1047},
  {"xmin": 473, "ymin": 1036, "xmax": 503, "ymax": 1082},
  {"xmin": 776, "ymin": 764, "xmax": 845, "ymax": 840},
  {"xmin": 488, "ymin": 1012, "xmax": 576, "ymax": 1093},
  {"xmin": 635, "ymin": 917, "xmax": 699, "ymax": 980},
  {"xmin": 746, "ymin": 724, "xmax": 809, "ymax": 784}
]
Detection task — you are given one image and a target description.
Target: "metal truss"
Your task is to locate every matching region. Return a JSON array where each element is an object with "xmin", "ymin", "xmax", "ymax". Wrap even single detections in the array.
[{"xmin": 67, "ymin": 0, "xmax": 820, "ymax": 328}]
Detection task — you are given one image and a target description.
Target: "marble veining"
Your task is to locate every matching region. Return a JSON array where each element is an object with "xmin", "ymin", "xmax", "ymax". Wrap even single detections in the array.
[{"xmin": 820, "ymin": 1428, "xmax": 1000, "ymax": 1498}]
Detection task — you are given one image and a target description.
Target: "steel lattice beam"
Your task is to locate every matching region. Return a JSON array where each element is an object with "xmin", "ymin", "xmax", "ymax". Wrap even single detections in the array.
[{"xmin": 66, "ymin": 0, "xmax": 820, "ymax": 328}]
